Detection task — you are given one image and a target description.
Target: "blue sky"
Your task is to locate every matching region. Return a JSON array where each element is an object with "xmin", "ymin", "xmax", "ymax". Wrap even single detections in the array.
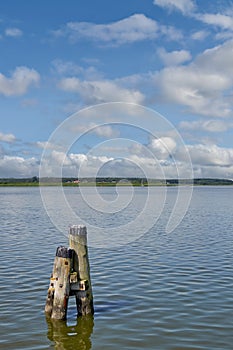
[{"xmin": 1, "ymin": 0, "xmax": 233, "ymax": 179}]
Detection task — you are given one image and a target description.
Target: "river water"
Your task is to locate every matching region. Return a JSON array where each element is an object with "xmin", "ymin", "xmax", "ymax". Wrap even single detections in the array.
[{"xmin": 0, "ymin": 186, "xmax": 233, "ymax": 349}]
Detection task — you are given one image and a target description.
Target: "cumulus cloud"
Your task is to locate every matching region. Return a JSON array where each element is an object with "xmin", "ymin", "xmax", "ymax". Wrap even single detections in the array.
[
  {"xmin": 51, "ymin": 59, "xmax": 102, "ymax": 81},
  {"xmin": 193, "ymin": 11, "xmax": 233, "ymax": 41},
  {"xmin": 158, "ymin": 48, "xmax": 191, "ymax": 66},
  {"xmin": 5, "ymin": 27, "xmax": 23, "ymax": 37},
  {"xmin": 3, "ymin": 140, "xmax": 233, "ymax": 179},
  {"xmin": 156, "ymin": 66, "xmax": 230, "ymax": 117},
  {"xmin": 186, "ymin": 144, "xmax": 233, "ymax": 167},
  {"xmin": 0, "ymin": 66, "xmax": 40, "ymax": 96},
  {"xmin": 52, "ymin": 59, "xmax": 84, "ymax": 75},
  {"xmin": 58, "ymin": 77, "xmax": 144, "ymax": 104},
  {"xmin": 58, "ymin": 14, "xmax": 158, "ymax": 45},
  {"xmin": 198, "ymin": 13, "xmax": 233, "ymax": 30},
  {"xmin": 0, "ymin": 156, "xmax": 39, "ymax": 177},
  {"xmin": 180, "ymin": 119, "xmax": 233, "ymax": 132},
  {"xmin": 149, "ymin": 137, "xmax": 177, "ymax": 159},
  {"xmin": 40, "ymin": 149, "xmax": 115, "ymax": 177},
  {"xmin": 36, "ymin": 141, "xmax": 61, "ymax": 150},
  {"xmin": 154, "ymin": 40, "xmax": 233, "ymax": 117},
  {"xmin": 53, "ymin": 14, "xmax": 182, "ymax": 46},
  {"xmin": 56, "ymin": 39, "xmax": 233, "ymax": 119},
  {"xmin": 195, "ymin": 40, "xmax": 233, "ymax": 74},
  {"xmin": 67, "ymin": 122, "xmax": 119, "ymax": 138},
  {"xmin": 159, "ymin": 25, "xmax": 183, "ymax": 41},
  {"xmin": 0, "ymin": 132, "xmax": 16, "ymax": 143},
  {"xmin": 191, "ymin": 30, "xmax": 209, "ymax": 41},
  {"xmin": 153, "ymin": 0, "xmax": 195, "ymax": 15},
  {"xmin": 92, "ymin": 124, "xmax": 118, "ymax": 138},
  {"xmin": 41, "ymin": 148, "xmax": 177, "ymax": 179},
  {"xmin": 154, "ymin": 0, "xmax": 233, "ymax": 43}
]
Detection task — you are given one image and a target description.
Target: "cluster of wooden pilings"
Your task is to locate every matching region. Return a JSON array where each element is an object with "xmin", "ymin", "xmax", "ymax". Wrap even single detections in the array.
[{"xmin": 45, "ymin": 225, "xmax": 94, "ymax": 320}]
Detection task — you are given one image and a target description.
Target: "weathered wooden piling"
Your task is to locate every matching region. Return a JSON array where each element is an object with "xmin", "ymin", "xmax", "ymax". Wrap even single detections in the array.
[
  {"xmin": 69, "ymin": 225, "xmax": 94, "ymax": 316},
  {"xmin": 45, "ymin": 225, "xmax": 94, "ymax": 320},
  {"xmin": 45, "ymin": 246, "xmax": 72, "ymax": 320}
]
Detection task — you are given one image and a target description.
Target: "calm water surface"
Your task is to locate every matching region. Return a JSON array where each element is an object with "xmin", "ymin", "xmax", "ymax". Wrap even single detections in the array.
[{"xmin": 0, "ymin": 186, "xmax": 233, "ymax": 349}]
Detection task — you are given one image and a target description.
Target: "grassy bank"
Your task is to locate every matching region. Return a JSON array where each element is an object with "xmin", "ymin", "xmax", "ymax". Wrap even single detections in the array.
[{"xmin": 0, "ymin": 177, "xmax": 233, "ymax": 186}]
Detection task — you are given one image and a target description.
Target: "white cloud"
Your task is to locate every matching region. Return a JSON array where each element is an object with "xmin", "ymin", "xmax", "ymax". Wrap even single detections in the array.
[
  {"xmin": 50, "ymin": 150, "xmax": 72, "ymax": 166},
  {"xmin": 180, "ymin": 119, "xmax": 233, "ymax": 132},
  {"xmin": 149, "ymin": 137, "xmax": 177, "ymax": 159},
  {"xmin": 56, "ymin": 39, "xmax": 233, "ymax": 118},
  {"xmin": 154, "ymin": 40, "xmax": 233, "ymax": 117},
  {"xmin": 0, "ymin": 132, "xmax": 16, "ymax": 143},
  {"xmin": 52, "ymin": 59, "xmax": 102, "ymax": 80},
  {"xmin": 153, "ymin": 0, "xmax": 233, "ymax": 43},
  {"xmin": 5, "ymin": 27, "xmax": 23, "ymax": 37},
  {"xmin": 43, "ymin": 149, "xmax": 173, "ymax": 178},
  {"xmin": 191, "ymin": 30, "xmax": 209, "ymax": 40},
  {"xmin": 156, "ymin": 66, "xmax": 231, "ymax": 117},
  {"xmin": 153, "ymin": 0, "xmax": 195, "ymax": 15},
  {"xmin": 58, "ymin": 77, "xmax": 145, "ymax": 104},
  {"xmin": 158, "ymin": 48, "xmax": 191, "ymax": 66},
  {"xmin": 64, "ymin": 14, "xmax": 159, "ymax": 45},
  {"xmin": 54, "ymin": 14, "xmax": 182, "ymax": 46},
  {"xmin": 92, "ymin": 124, "xmax": 118, "ymax": 138},
  {"xmin": 198, "ymin": 13, "xmax": 233, "ymax": 30},
  {"xmin": 0, "ymin": 66, "xmax": 40, "ymax": 96},
  {"xmin": 0, "ymin": 156, "xmax": 38, "ymax": 177},
  {"xmin": 52, "ymin": 59, "xmax": 84, "ymax": 75},
  {"xmin": 41, "ymin": 150, "xmax": 115, "ymax": 177},
  {"xmin": 172, "ymin": 143, "xmax": 233, "ymax": 178},
  {"xmin": 36, "ymin": 141, "xmax": 58, "ymax": 150},
  {"xmin": 215, "ymin": 30, "xmax": 233, "ymax": 41},
  {"xmin": 159, "ymin": 25, "xmax": 183, "ymax": 41},
  {"xmin": 3, "ymin": 142, "xmax": 233, "ymax": 179},
  {"xmin": 186, "ymin": 144, "xmax": 233, "ymax": 167},
  {"xmin": 195, "ymin": 40, "xmax": 233, "ymax": 74},
  {"xmin": 70, "ymin": 153, "xmax": 115, "ymax": 175},
  {"xmin": 69, "ymin": 123, "xmax": 119, "ymax": 138},
  {"xmin": 69, "ymin": 153, "xmax": 88, "ymax": 165}
]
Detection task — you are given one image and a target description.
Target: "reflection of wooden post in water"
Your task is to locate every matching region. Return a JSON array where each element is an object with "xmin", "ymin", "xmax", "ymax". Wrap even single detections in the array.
[
  {"xmin": 47, "ymin": 315, "xmax": 94, "ymax": 350},
  {"xmin": 45, "ymin": 225, "xmax": 94, "ymax": 320}
]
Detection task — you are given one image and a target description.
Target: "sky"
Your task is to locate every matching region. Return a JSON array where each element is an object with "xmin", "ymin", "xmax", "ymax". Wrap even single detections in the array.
[{"xmin": 1, "ymin": 0, "xmax": 233, "ymax": 179}]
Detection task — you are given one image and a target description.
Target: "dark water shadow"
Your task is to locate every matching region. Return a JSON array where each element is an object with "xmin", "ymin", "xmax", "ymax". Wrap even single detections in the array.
[
  {"xmin": 46, "ymin": 315, "xmax": 94, "ymax": 350},
  {"xmin": 94, "ymin": 300, "xmax": 130, "ymax": 316}
]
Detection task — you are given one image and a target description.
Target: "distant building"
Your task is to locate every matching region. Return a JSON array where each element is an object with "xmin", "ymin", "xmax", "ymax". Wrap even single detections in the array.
[{"xmin": 73, "ymin": 179, "xmax": 80, "ymax": 184}]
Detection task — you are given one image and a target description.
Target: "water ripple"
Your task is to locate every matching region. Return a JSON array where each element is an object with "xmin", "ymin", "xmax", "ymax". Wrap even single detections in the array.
[{"xmin": 1, "ymin": 187, "xmax": 233, "ymax": 349}]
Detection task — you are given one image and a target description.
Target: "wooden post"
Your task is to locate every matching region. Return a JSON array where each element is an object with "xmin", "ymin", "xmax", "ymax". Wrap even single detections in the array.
[
  {"xmin": 45, "ymin": 225, "xmax": 94, "ymax": 320},
  {"xmin": 45, "ymin": 246, "xmax": 72, "ymax": 320},
  {"xmin": 69, "ymin": 225, "xmax": 94, "ymax": 316}
]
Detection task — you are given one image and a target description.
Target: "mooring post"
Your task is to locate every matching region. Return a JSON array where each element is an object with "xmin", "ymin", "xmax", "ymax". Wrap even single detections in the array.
[
  {"xmin": 69, "ymin": 225, "xmax": 94, "ymax": 316},
  {"xmin": 45, "ymin": 225, "xmax": 94, "ymax": 320},
  {"xmin": 45, "ymin": 246, "xmax": 72, "ymax": 320}
]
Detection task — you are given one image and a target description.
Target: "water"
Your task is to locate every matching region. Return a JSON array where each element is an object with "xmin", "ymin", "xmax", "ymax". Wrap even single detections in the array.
[{"xmin": 0, "ymin": 186, "xmax": 233, "ymax": 349}]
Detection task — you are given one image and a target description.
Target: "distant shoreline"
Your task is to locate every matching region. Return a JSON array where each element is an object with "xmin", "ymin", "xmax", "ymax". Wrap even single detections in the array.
[{"xmin": 0, "ymin": 177, "xmax": 233, "ymax": 187}]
